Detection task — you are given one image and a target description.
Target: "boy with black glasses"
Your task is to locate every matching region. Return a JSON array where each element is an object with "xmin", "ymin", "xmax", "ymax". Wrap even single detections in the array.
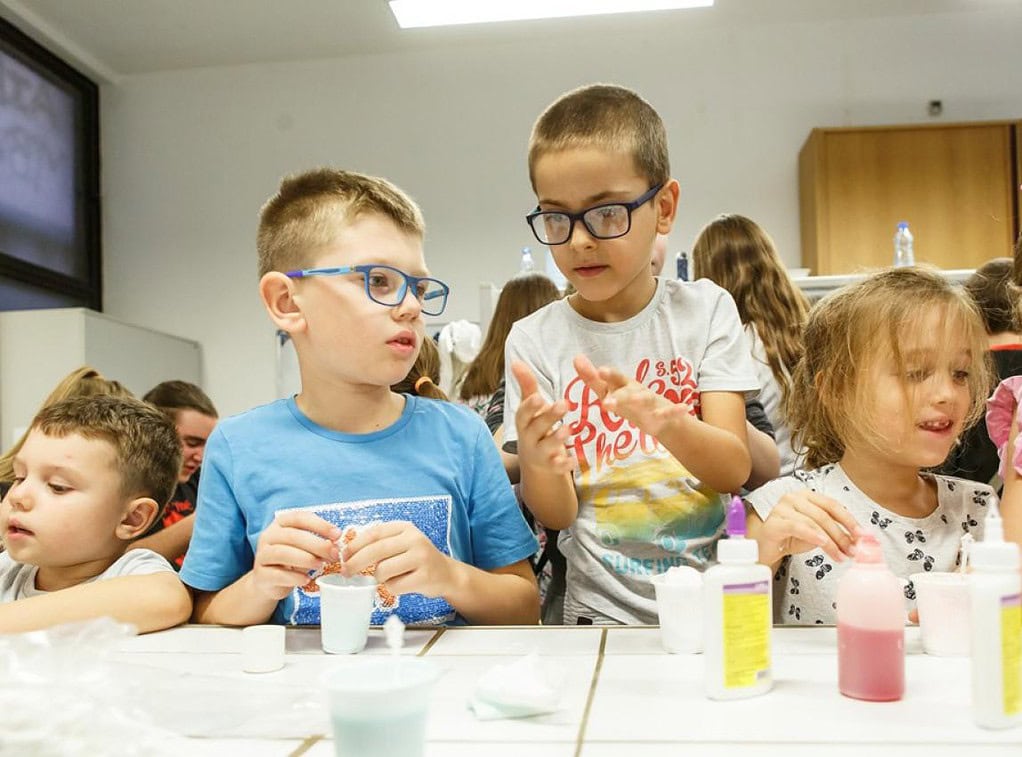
[
  {"xmin": 505, "ymin": 84, "xmax": 758, "ymax": 625},
  {"xmin": 181, "ymin": 168, "xmax": 539, "ymax": 627}
]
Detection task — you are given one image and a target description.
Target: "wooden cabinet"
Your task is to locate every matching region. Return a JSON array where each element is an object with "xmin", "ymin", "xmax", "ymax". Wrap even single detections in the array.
[{"xmin": 799, "ymin": 121, "xmax": 1021, "ymax": 275}]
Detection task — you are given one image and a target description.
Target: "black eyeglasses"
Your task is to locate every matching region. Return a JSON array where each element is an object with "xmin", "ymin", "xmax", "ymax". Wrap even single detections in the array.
[
  {"xmin": 525, "ymin": 183, "xmax": 664, "ymax": 246},
  {"xmin": 284, "ymin": 264, "xmax": 450, "ymax": 316}
]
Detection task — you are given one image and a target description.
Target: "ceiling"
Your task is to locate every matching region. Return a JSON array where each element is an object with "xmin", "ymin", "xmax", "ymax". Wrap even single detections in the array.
[{"xmin": 0, "ymin": 0, "xmax": 1014, "ymax": 80}]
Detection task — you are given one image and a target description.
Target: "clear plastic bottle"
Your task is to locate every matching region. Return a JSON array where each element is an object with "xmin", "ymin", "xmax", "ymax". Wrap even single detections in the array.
[
  {"xmin": 969, "ymin": 501, "xmax": 1022, "ymax": 729},
  {"xmin": 675, "ymin": 250, "xmax": 688, "ymax": 281},
  {"xmin": 893, "ymin": 222, "xmax": 914, "ymax": 267},
  {"xmin": 519, "ymin": 246, "xmax": 535, "ymax": 274},
  {"xmin": 836, "ymin": 533, "xmax": 905, "ymax": 701},
  {"xmin": 703, "ymin": 496, "xmax": 772, "ymax": 700}
]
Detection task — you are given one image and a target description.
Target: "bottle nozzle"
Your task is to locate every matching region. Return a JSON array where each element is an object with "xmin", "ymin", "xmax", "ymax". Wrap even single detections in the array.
[{"xmin": 726, "ymin": 495, "xmax": 746, "ymax": 538}]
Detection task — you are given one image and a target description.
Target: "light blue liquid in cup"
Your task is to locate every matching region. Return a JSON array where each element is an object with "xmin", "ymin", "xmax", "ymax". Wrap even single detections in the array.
[{"xmin": 324, "ymin": 656, "xmax": 441, "ymax": 757}]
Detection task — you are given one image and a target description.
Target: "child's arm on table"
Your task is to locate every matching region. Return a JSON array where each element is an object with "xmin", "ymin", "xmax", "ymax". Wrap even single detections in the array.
[
  {"xmin": 510, "ymin": 361, "xmax": 578, "ymax": 530},
  {"xmin": 192, "ymin": 510, "xmax": 340, "ymax": 625},
  {"xmin": 745, "ymin": 490, "xmax": 860, "ymax": 571},
  {"xmin": 0, "ymin": 572, "xmax": 192, "ymax": 634},
  {"xmin": 341, "ymin": 522, "xmax": 540, "ymax": 625},
  {"xmin": 573, "ymin": 355, "xmax": 751, "ymax": 494}
]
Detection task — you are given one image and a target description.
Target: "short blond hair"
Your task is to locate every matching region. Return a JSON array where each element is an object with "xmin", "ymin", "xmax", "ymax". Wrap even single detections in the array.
[
  {"xmin": 31, "ymin": 395, "xmax": 182, "ymax": 511},
  {"xmin": 257, "ymin": 168, "xmax": 425, "ymax": 277},
  {"xmin": 528, "ymin": 84, "xmax": 669, "ymax": 189},
  {"xmin": 788, "ymin": 267, "xmax": 992, "ymax": 469}
]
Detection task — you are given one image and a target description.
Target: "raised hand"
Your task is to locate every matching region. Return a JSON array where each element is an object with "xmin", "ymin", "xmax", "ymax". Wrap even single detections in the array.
[{"xmin": 511, "ymin": 360, "xmax": 575, "ymax": 476}]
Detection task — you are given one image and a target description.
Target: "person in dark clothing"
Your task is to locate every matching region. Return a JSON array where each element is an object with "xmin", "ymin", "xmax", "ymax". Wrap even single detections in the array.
[{"xmin": 941, "ymin": 258, "xmax": 1022, "ymax": 488}]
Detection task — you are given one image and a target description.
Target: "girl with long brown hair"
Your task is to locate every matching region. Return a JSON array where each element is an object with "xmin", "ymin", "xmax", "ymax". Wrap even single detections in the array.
[{"xmin": 692, "ymin": 214, "xmax": 809, "ymax": 475}]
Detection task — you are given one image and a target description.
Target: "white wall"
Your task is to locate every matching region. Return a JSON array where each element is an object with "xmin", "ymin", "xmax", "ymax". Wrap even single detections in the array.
[{"xmin": 99, "ymin": 6, "xmax": 1022, "ymax": 417}]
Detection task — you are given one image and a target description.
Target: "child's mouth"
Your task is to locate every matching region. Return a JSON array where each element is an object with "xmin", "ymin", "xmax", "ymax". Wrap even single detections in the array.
[{"xmin": 918, "ymin": 419, "xmax": 953, "ymax": 433}]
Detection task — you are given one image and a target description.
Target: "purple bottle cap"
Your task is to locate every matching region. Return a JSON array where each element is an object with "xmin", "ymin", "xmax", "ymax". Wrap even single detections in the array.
[{"xmin": 725, "ymin": 495, "xmax": 746, "ymax": 537}]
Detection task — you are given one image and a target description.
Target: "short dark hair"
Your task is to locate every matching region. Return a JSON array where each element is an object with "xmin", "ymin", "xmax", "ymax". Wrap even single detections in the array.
[
  {"xmin": 964, "ymin": 257, "xmax": 1018, "ymax": 335},
  {"xmin": 32, "ymin": 395, "xmax": 182, "ymax": 509},
  {"xmin": 143, "ymin": 380, "xmax": 218, "ymax": 420}
]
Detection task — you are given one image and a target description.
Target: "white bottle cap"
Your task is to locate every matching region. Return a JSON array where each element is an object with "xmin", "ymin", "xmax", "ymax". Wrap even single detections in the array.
[
  {"xmin": 971, "ymin": 501, "xmax": 1021, "ymax": 572},
  {"xmin": 241, "ymin": 624, "xmax": 286, "ymax": 673}
]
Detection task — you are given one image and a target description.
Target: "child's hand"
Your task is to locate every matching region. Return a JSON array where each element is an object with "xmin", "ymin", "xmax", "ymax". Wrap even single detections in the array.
[
  {"xmin": 756, "ymin": 490, "xmax": 861, "ymax": 565},
  {"xmin": 340, "ymin": 521, "xmax": 454, "ymax": 599},
  {"xmin": 511, "ymin": 360, "xmax": 575, "ymax": 477},
  {"xmin": 252, "ymin": 511, "xmax": 341, "ymax": 601},
  {"xmin": 573, "ymin": 355, "xmax": 691, "ymax": 437}
]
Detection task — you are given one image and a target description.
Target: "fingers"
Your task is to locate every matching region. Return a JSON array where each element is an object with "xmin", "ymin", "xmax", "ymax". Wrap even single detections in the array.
[
  {"xmin": 273, "ymin": 510, "xmax": 342, "ymax": 542},
  {"xmin": 511, "ymin": 360, "xmax": 539, "ymax": 400},
  {"xmin": 573, "ymin": 354, "xmax": 606, "ymax": 397},
  {"xmin": 789, "ymin": 492, "xmax": 860, "ymax": 557}
]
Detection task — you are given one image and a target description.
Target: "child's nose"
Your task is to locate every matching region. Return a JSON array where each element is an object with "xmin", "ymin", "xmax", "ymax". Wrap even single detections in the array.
[
  {"xmin": 568, "ymin": 219, "xmax": 598, "ymax": 250},
  {"xmin": 393, "ymin": 286, "xmax": 423, "ymax": 318}
]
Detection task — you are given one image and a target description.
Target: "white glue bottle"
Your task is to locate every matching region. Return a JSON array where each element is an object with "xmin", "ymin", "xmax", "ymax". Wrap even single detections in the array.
[
  {"xmin": 969, "ymin": 500, "xmax": 1021, "ymax": 729},
  {"xmin": 703, "ymin": 495, "xmax": 773, "ymax": 700}
]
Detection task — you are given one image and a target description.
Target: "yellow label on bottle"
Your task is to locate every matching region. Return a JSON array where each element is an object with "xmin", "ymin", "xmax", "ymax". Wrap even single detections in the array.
[
  {"xmin": 722, "ymin": 580, "xmax": 770, "ymax": 688},
  {"xmin": 1001, "ymin": 593, "xmax": 1021, "ymax": 716}
]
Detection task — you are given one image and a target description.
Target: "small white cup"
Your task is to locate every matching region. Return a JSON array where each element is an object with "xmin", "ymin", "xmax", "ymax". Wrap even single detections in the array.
[
  {"xmin": 911, "ymin": 571, "xmax": 970, "ymax": 656},
  {"xmin": 651, "ymin": 566, "xmax": 703, "ymax": 654},
  {"xmin": 241, "ymin": 624, "xmax": 286, "ymax": 673},
  {"xmin": 319, "ymin": 574, "xmax": 377, "ymax": 654}
]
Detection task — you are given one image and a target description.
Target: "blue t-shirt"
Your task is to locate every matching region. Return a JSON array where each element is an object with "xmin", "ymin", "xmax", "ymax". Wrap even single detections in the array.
[{"xmin": 180, "ymin": 395, "xmax": 537, "ymax": 625}]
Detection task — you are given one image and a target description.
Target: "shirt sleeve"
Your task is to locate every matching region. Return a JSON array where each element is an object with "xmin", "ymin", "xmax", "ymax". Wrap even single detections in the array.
[
  {"xmin": 696, "ymin": 285, "xmax": 760, "ymax": 395},
  {"xmin": 502, "ymin": 322, "xmax": 557, "ymax": 452},
  {"xmin": 179, "ymin": 427, "xmax": 254, "ymax": 591},
  {"xmin": 744, "ymin": 475, "xmax": 804, "ymax": 521},
  {"xmin": 104, "ymin": 549, "xmax": 176, "ymax": 577},
  {"xmin": 465, "ymin": 418, "xmax": 539, "ymax": 569}
]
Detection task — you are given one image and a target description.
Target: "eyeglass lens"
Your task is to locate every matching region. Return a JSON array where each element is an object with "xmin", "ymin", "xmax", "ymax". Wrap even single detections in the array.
[
  {"xmin": 532, "ymin": 204, "xmax": 630, "ymax": 245},
  {"xmin": 365, "ymin": 267, "xmax": 446, "ymax": 314}
]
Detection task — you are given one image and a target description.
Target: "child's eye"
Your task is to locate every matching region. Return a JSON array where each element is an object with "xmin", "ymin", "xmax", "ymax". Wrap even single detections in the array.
[
  {"xmin": 905, "ymin": 369, "xmax": 931, "ymax": 382},
  {"xmin": 952, "ymin": 370, "xmax": 970, "ymax": 384},
  {"xmin": 48, "ymin": 483, "xmax": 71, "ymax": 494}
]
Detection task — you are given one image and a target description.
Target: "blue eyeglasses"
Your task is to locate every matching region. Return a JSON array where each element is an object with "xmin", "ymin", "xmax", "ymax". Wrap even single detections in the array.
[
  {"xmin": 526, "ymin": 183, "xmax": 664, "ymax": 246},
  {"xmin": 285, "ymin": 264, "xmax": 450, "ymax": 316}
]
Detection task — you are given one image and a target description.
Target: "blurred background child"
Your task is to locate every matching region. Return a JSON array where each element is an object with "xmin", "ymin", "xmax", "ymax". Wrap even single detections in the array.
[
  {"xmin": 457, "ymin": 272, "xmax": 561, "ymax": 418},
  {"xmin": 692, "ymin": 213, "xmax": 809, "ymax": 476},
  {"xmin": 746, "ymin": 267, "xmax": 995, "ymax": 624},
  {"xmin": 132, "ymin": 380, "xmax": 219, "ymax": 567},
  {"xmin": 941, "ymin": 257, "xmax": 1022, "ymax": 488}
]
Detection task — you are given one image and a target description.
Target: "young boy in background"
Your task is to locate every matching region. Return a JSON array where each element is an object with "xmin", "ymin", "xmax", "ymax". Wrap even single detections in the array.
[
  {"xmin": 505, "ymin": 84, "xmax": 758, "ymax": 624},
  {"xmin": 181, "ymin": 168, "xmax": 539, "ymax": 627},
  {"xmin": 0, "ymin": 395, "xmax": 191, "ymax": 633}
]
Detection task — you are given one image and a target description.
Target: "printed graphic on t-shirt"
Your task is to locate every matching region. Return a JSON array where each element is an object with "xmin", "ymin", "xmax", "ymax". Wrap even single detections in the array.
[
  {"xmin": 286, "ymin": 495, "xmax": 456, "ymax": 626},
  {"xmin": 563, "ymin": 355, "xmax": 726, "ymax": 575}
]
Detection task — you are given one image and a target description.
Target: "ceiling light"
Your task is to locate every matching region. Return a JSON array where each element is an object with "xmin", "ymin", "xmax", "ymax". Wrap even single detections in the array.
[{"xmin": 388, "ymin": 1, "xmax": 714, "ymax": 29}]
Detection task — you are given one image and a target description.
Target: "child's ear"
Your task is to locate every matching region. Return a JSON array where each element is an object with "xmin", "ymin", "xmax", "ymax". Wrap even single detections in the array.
[
  {"xmin": 260, "ymin": 271, "xmax": 306, "ymax": 335},
  {"xmin": 654, "ymin": 179, "xmax": 681, "ymax": 234},
  {"xmin": 116, "ymin": 497, "xmax": 160, "ymax": 540}
]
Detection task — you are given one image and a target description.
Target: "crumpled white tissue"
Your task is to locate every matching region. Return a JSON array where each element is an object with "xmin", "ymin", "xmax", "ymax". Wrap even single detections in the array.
[{"xmin": 468, "ymin": 652, "xmax": 565, "ymax": 720}]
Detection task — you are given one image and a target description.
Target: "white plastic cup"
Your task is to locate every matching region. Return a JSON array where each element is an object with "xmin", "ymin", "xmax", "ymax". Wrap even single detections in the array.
[
  {"xmin": 241, "ymin": 624, "xmax": 285, "ymax": 673},
  {"xmin": 324, "ymin": 657, "xmax": 441, "ymax": 757},
  {"xmin": 650, "ymin": 566, "xmax": 703, "ymax": 653},
  {"xmin": 319, "ymin": 574, "xmax": 377, "ymax": 654},
  {"xmin": 911, "ymin": 571, "xmax": 971, "ymax": 656}
]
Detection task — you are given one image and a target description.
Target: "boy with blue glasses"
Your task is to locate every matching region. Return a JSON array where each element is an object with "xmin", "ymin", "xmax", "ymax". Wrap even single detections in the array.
[
  {"xmin": 181, "ymin": 168, "xmax": 539, "ymax": 627},
  {"xmin": 505, "ymin": 84, "xmax": 759, "ymax": 625}
]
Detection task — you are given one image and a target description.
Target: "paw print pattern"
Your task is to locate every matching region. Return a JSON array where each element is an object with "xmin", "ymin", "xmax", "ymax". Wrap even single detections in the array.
[
  {"xmin": 788, "ymin": 605, "xmax": 801, "ymax": 621},
  {"xmin": 904, "ymin": 529, "xmax": 926, "ymax": 544},
  {"xmin": 907, "ymin": 548, "xmax": 935, "ymax": 572},
  {"xmin": 871, "ymin": 511, "xmax": 892, "ymax": 529}
]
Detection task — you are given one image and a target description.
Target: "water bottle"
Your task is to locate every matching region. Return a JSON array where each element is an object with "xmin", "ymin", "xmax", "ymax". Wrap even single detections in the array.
[
  {"xmin": 519, "ymin": 246, "xmax": 535, "ymax": 274},
  {"xmin": 893, "ymin": 222, "xmax": 914, "ymax": 267},
  {"xmin": 675, "ymin": 250, "xmax": 689, "ymax": 281}
]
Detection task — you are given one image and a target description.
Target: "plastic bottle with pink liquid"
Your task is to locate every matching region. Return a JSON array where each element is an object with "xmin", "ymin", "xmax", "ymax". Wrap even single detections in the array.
[{"xmin": 836, "ymin": 533, "xmax": 905, "ymax": 701}]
